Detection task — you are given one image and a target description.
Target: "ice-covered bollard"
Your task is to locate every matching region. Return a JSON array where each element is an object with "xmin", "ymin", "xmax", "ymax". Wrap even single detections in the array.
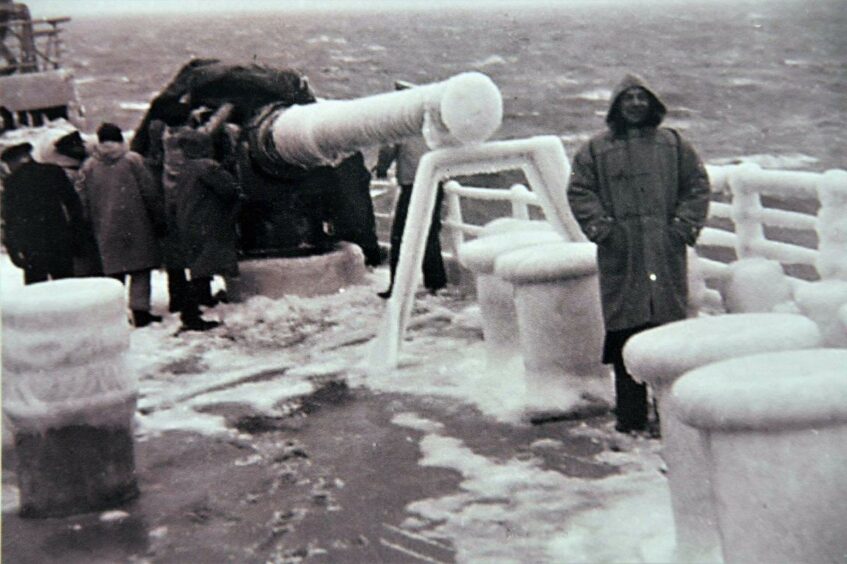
[
  {"xmin": 2, "ymin": 278, "xmax": 139, "ymax": 518},
  {"xmin": 623, "ymin": 313, "xmax": 822, "ymax": 563},
  {"xmin": 672, "ymin": 349, "xmax": 847, "ymax": 564},
  {"xmin": 794, "ymin": 280, "xmax": 847, "ymax": 346},
  {"xmin": 494, "ymin": 241, "xmax": 608, "ymax": 414},
  {"xmin": 458, "ymin": 227, "xmax": 562, "ymax": 366},
  {"xmin": 370, "ymin": 136, "xmax": 587, "ymax": 369}
]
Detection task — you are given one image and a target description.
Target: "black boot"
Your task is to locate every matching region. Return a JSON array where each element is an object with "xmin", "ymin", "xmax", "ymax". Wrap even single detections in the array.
[
  {"xmin": 179, "ymin": 316, "xmax": 220, "ymax": 332},
  {"xmin": 133, "ymin": 310, "xmax": 163, "ymax": 328}
]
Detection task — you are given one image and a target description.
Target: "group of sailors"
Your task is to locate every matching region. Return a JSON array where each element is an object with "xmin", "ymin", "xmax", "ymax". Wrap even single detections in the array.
[{"xmin": 1, "ymin": 115, "xmax": 239, "ymax": 332}]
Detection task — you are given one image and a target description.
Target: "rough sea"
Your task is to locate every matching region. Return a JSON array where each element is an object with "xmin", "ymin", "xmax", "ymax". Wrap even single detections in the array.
[{"xmin": 64, "ymin": 0, "xmax": 845, "ymax": 171}]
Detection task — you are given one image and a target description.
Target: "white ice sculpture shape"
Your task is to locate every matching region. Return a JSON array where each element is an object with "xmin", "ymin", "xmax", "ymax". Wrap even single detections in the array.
[
  {"xmin": 271, "ymin": 72, "xmax": 503, "ymax": 168},
  {"xmin": 369, "ymin": 135, "xmax": 587, "ymax": 369}
]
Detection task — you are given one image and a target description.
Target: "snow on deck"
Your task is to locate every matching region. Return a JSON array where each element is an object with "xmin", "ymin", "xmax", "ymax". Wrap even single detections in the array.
[{"xmin": 1, "ymin": 254, "xmax": 678, "ymax": 563}]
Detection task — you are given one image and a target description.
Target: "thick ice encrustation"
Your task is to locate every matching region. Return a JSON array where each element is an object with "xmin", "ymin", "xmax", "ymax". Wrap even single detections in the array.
[
  {"xmin": 817, "ymin": 169, "xmax": 847, "ymax": 281},
  {"xmin": 370, "ymin": 135, "xmax": 586, "ymax": 369},
  {"xmin": 2, "ymin": 277, "xmax": 135, "ymax": 432},
  {"xmin": 673, "ymin": 348, "xmax": 847, "ymax": 564},
  {"xmin": 272, "ymin": 72, "xmax": 502, "ymax": 168},
  {"xmin": 673, "ymin": 348, "xmax": 847, "ymax": 431},
  {"xmin": 728, "ymin": 163, "xmax": 819, "ymax": 200},
  {"xmin": 458, "ymin": 230, "xmax": 562, "ymax": 274},
  {"xmin": 624, "ymin": 313, "xmax": 822, "ymax": 384},
  {"xmin": 494, "ymin": 241, "xmax": 597, "ymax": 284},
  {"xmin": 493, "ymin": 240, "xmax": 608, "ymax": 409},
  {"xmin": 478, "ymin": 217, "xmax": 554, "ymax": 238},
  {"xmin": 1, "ymin": 277, "xmax": 125, "ymax": 326},
  {"xmin": 794, "ymin": 279, "xmax": 847, "ymax": 346},
  {"xmin": 720, "ymin": 257, "xmax": 794, "ymax": 313}
]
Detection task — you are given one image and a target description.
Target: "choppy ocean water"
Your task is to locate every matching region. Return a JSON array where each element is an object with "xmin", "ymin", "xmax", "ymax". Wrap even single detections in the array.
[{"xmin": 63, "ymin": 0, "xmax": 845, "ymax": 171}]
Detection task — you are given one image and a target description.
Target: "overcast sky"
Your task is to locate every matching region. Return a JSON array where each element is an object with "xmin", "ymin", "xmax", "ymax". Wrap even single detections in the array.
[{"xmin": 24, "ymin": 0, "xmax": 758, "ymax": 18}]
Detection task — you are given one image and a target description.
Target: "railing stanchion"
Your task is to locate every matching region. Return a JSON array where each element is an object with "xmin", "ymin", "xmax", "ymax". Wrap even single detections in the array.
[
  {"xmin": 509, "ymin": 184, "xmax": 531, "ymax": 220},
  {"xmin": 444, "ymin": 180, "xmax": 466, "ymax": 258}
]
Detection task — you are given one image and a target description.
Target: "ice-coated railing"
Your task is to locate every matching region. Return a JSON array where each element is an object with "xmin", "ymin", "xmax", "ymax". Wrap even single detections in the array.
[
  {"xmin": 686, "ymin": 164, "xmax": 846, "ymax": 310},
  {"xmin": 372, "ymin": 163, "xmax": 847, "ymax": 312},
  {"xmin": 368, "ymin": 135, "xmax": 586, "ymax": 369}
]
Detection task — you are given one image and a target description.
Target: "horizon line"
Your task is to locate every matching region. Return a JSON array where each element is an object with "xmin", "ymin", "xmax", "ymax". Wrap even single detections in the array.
[{"xmin": 26, "ymin": 0, "xmax": 799, "ymax": 19}]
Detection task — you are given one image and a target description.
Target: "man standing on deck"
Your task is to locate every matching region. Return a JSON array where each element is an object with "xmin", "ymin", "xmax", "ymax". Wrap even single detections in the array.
[
  {"xmin": 374, "ymin": 80, "xmax": 447, "ymax": 299},
  {"xmin": 162, "ymin": 126, "xmax": 240, "ymax": 332},
  {"xmin": 567, "ymin": 73, "xmax": 710, "ymax": 434},
  {"xmin": 76, "ymin": 123, "xmax": 166, "ymax": 328},
  {"xmin": 1, "ymin": 142, "xmax": 84, "ymax": 284}
]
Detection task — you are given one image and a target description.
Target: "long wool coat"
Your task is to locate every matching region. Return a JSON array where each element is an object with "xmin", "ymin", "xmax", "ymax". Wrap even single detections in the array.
[
  {"xmin": 166, "ymin": 155, "xmax": 240, "ymax": 279},
  {"xmin": 1, "ymin": 161, "xmax": 83, "ymax": 267},
  {"xmin": 76, "ymin": 147, "xmax": 163, "ymax": 275},
  {"xmin": 567, "ymin": 74, "xmax": 710, "ymax": 332}
]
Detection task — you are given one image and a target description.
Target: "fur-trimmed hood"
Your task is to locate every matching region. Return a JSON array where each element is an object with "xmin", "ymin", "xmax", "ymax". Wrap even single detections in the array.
[{"xmin": 94, "ymin": 142, "xmax": 128, "ymax": 164}]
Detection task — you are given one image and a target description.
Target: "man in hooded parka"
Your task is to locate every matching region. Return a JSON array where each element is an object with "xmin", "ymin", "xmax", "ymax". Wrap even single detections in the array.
[
  {"xmin": 76, "ymin": 123, "xmax": 165, "ymax": 327},
  {"xmin": 567, "ymin": 74, "xmax": 710, "ymax": 433},
  {"xmin": 36, "ymin": 129, "xmax": 104, "ymax": 277}
]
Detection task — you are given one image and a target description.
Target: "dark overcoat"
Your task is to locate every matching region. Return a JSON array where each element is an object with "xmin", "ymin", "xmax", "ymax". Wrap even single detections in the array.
[
  {"xmin": 1, "ymin": 161, "xmax": 83, "ymax": 267},
  {"xmin": 169, "ymin": 156, "xmax": 240, "ymax": 279},
  {"xmin": 567, "ymin": 74, "xmax": 710, "ymax": 331}
]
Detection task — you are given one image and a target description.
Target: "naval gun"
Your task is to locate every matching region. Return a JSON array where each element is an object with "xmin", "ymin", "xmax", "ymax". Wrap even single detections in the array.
[{"xmin": 132, "ymin": 59, "xmax": 502, "ymax": 266}]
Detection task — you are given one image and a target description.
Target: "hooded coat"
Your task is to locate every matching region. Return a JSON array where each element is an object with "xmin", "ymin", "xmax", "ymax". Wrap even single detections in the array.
[
  {"xmin": 76, "ymin": 145, "xmax": 164, "ymax": 275},
  {"xmin": 567, "ymin": 74, "xmax": 710, "ymax": 332},
  {"xmin": 163, "ymin": 128, "xmax": 240, "ymax": 279}
]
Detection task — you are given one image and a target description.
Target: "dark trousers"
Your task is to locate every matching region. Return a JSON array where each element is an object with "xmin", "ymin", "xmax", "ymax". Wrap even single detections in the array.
[
  {"xmin": 613, "ymin": 360, "xmax": 648, "ymax": 430},
  {"xmin": 167, "ymin": 268, "xmax": 213, "ymax": 323},
  {"xmin": 387, "ymin": 183, "xmax": 447, "ymax": 291},
  {"xmin": 23, "ymin": 254, "xmax": 74, "ymax": 285},
  {"xmin": 180, "ymin": 278, "xmax": 213, "ymax": 324},
  {"xmin": 603, "ymin": 323, "xmax": 659, "ymax": 430}
]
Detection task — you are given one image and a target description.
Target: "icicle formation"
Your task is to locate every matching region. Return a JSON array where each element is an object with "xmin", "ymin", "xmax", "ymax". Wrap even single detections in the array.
[
  {"xmin": 816, "ymin": 169, "xmax": 847, "ymax": 281},
  {"xmin": 269, "ymin": 72, "xmax": 503, "ymax": 169}
]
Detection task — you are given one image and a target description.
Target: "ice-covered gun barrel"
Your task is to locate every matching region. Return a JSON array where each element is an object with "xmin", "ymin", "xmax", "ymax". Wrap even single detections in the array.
[
  {"xmin": 255, "ymin": 71, "xmax": 503, "ymax": 170},
  {"xmin": 132, "ymin": 63, "xmax": 503, "ymax": 260}
]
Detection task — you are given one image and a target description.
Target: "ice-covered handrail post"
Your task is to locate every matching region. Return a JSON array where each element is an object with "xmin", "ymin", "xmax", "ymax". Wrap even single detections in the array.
[
  {"xmin": 262, "ymin": 72, "xmax": 503, "ymax": 169},
  {"xmin": 816, "ymin": 169, "xmax": 847, "ymax": 282},
  {"xmin": 369, "ymin": 135, "xmax": 588, "ymax": 370}
]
